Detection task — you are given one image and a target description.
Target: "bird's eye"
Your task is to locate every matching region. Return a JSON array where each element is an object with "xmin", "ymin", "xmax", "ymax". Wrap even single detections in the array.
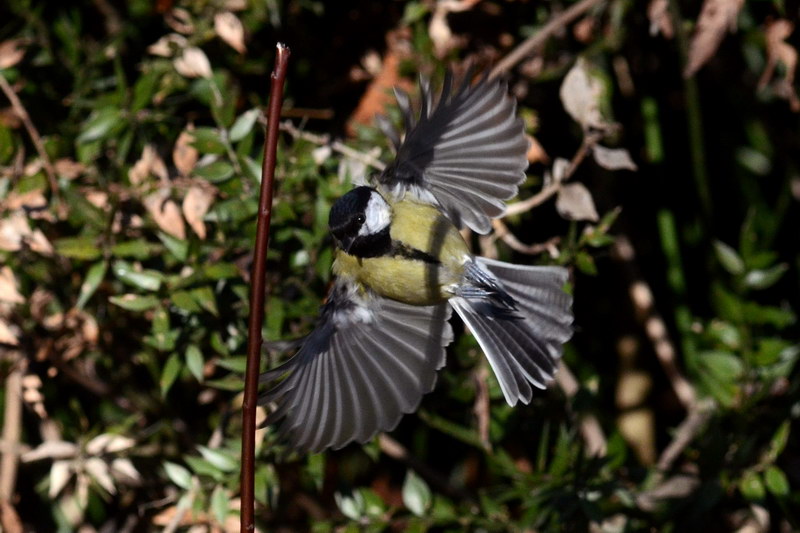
[{"xmin": 355, "ymin": 214, "xmax": 365, "ymax": 224}]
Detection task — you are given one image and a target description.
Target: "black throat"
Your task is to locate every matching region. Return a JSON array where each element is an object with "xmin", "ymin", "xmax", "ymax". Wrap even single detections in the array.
[
  {"xmin": 347, "ymin": 226, "xmax": 392, "ymax": 258},
  {"xmin": 346, "ymin": 228, "xmax": 440, "ymax": 265}
]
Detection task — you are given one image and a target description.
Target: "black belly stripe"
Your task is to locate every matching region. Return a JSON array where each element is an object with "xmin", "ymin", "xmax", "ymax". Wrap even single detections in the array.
[{"xmin": 390, "ymin": 241, "xmax": 440, "ymax": 264}]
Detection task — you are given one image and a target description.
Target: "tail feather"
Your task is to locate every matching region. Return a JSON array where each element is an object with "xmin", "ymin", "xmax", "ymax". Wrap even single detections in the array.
[{"xmin": 449, "ymin": 258, "xmax": 573, "ymax": 406}]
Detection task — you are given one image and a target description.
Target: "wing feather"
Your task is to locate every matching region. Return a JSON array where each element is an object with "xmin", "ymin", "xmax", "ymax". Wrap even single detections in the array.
[
  {"xmin": 260, "ymin": 280, "xmax": 453, "ymax": 453},
  {"xmin": 379, "ymin": 71, "xmax": 529, "ymax": 234}
]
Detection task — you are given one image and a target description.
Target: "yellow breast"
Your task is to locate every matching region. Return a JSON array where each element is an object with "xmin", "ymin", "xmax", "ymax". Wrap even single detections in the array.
[{"xmin": 332, "ymin": 198, "xmax": 469, "ymax": 305}]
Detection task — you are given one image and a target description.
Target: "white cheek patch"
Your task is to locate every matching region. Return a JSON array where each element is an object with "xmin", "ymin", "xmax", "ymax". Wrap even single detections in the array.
[{"xmin": 358, "ymin": 193, "xmax": 391, "ymax": 236}]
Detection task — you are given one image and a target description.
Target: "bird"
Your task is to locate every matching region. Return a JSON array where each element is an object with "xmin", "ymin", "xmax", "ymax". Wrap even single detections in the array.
[{"xmin": 259, "ymin": 70, "xmax": 573, "ymax": 453}]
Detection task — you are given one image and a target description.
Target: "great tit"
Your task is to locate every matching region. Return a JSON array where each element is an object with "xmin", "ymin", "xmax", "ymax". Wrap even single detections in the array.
[{"xmin": 260, "ymin": 71, "xmax": 573, "ymax": 453}]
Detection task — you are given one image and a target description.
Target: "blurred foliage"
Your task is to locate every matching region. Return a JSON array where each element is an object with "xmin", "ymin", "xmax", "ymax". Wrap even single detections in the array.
[{"xmin": 0, "ymin": 0, "xmax": 798, "ymax": 531}]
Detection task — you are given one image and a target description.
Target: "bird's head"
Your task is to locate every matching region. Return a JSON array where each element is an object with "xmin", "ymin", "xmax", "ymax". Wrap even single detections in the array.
[{"xmin": 328, "ymin": 186, "xmax": 392, "ymax": 258}]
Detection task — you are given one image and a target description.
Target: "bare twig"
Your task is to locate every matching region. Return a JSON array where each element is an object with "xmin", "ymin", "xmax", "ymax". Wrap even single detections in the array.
[
  {"xmin": 162, "ymin": 482, "xmax": 196, "ymax": 533},
  {"xmin": 279, "ymin": 121, "xmax": 387, "ymax": 171},
  {"xmin": 612, "ymin": 236, "xmax": 696, "ymax": 410},
  {"xmin": 504, "ymin": 132, "xmax": 602, "ymax": 217},
  {"xmin": 472, "ymin": 364, "xmax": 491, "ymax": 450},
  {"xmin": 241, "ymin": 43, "xmax": 290, "ymax": 533},
  {"xmin": 556, "ymin": 361, "xmax": 607, "ymax": 456},
  {"xmin": 0, "ymin": 350, "xmax": 23, "ymax": 502},
  {"xmin": 0, "ymin": 72, "xmax": 60, "ymax": 205},
  {"xmin": 491, "ymin": 219, "xmax": 561, "ymax": 256},
  {"xmin": 656, "ymin": 399, "xmax": 714, "ymax": 473},
  {"xmin": 0, "ymin": 499, "xmax": 23, "ymax": 533},
  {"xmin": 490, "ymin": 0, "xmax": 607, "ymax": 78}
]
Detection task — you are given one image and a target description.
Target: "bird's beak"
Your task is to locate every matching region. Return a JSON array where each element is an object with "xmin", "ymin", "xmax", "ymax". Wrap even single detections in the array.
[{"xmin": 341, "ymin": 236, "xmax": 355, "ymax": 254}]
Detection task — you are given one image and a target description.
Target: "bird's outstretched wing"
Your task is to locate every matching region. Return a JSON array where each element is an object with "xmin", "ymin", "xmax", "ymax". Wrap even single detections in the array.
[
  {"xmin": 260, "ymin": 280, "xmax": 453, "ymax": 453},
  {"xmin": 378, "ymin": 71, "xmax": 529, "ymax": 235}
]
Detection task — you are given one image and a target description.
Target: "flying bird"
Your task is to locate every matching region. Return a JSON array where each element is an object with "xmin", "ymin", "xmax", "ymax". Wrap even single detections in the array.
[{"xmin": 260, "ymin": 71, "xmax": 573, "ymax": 453}]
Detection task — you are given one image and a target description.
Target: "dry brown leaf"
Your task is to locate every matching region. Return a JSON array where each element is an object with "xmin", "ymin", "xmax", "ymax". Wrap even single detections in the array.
[
  {"xmin": 85, "ymin": 190, "xmax": 109, "ymax": 210},
  {"xmin": 165, "ymin": 8, "xmax": 195, "ymax": 35},
  {"xmin": 224, "ymin": 0, "xmax": 247, "ymax": 11},
  {"xmin": 429, "ymin": 0, "xmax": 478, "ymax": 58},
  {"xmin": 143, "ymin": 188, "xmax": 186, "ymax": 240},
  {"xmin": 525, "ymin": 134, "xmax": 549, "ymax": 165},
  {"xmin": 4, "ymin": 189, "xmax": 47, "ymax": 213},
  {"xmin": 147, "ymin": 33, "xmax": 188, "ymax": 57},
  {"xmin": 556, "ymin": 182, "xmax": 599, "ymax": 222},
  {"xmin": 173, "ymin": 129, "xmax": 198, "ymax": 176},
  {"xmin": 0, "ymin": 212, "xmax": 29, "ymax": 251},
  {"xmin": 573, "ymin": 16, "xmax": 596, "ymax": 44},
  {"xmin": 182, "ymin": 185, "xmax": 214, "ymax": 239},
  {"xmin": 757, "ymin": 20, "xmax": 799, "ymax": 111},
  {"xmin": 347, "ymin": 30, "xmax": 414, "ymax": 136},
  {"xmin": 0, "ymin": 106, "xmax": 22, "ymax": 128},
  {"xmin": 684, "ymin": 0, "xmax": 744, "ymax": 77},
  {"xmin": 174, "ymin": 47, "xmax": 212, "ymax": 79},
  {"xmin": 0, "ymin": 39, "xmax": 26, "ymax": 69},
  {"xmin": 54, "ymin": 158, "xmax": 86, "ymax": 180},
  {"xmin": 0, "ymin": 317, "xmax": 19, "ymax": 345},
  {"xmin": 129, "ymin": 145, "xmax": 169, "ymax": 186},
  {"xmin": 48, "ymin": 460, "xmax": 72, "ymax": 498},
  {"xmin": 85, "ymin": 457, "xmax": 116, "ymax": 494},
  {"xmin": 648, "ymin": 0, "xmax": 674, "ymax": 38},
  {"xmin": 559, "ymin": 58, "xmax": 608, "ymax": 131},
  {"xmin": 29, "ymin": 229, "xmax": 54, "ymax": 255},
  {"xmin": 214, "ymin": 12, "xmax": 246, "ymax": 54},
  {"xmin": 593, "ymin": 145, "xmax": 638, "ymax": 171},
  {"xmin": 0, "ymin": 266, "xmax": 24, "ymax": 304}
]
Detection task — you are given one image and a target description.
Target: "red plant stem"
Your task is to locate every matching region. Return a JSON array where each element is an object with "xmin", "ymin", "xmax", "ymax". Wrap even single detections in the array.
[{"xmin": 241, "ymin": 43, "xmax": 290, "ymax": 533}]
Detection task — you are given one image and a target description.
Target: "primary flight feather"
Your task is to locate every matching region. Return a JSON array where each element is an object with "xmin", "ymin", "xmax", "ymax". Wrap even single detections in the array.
[{"xmin": 260, "ymin": 70, "xmax": 573, "ymax": 453}]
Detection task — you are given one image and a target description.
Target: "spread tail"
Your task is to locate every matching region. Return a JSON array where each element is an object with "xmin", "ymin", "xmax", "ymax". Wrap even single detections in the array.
[{"xmin": 449, "ymin": 257, "xmax": 573, "ymax": 406}]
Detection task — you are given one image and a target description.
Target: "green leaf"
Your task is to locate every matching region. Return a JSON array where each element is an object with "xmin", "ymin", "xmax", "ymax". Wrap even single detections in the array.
[
  {"xmin": 55, "ymin": 237, "xmax": 102, "ymax": 261},
  {"xmin": 194, "ymin": 160, "xmax": 235, "ymax": 183},
  {"xmin": 171, "ymin": 290, "xmax": 201, "ymax": 312},
  {"xmin": 132, "ymin": 68, "xmax": 160, "ymax": 111},
  {"xmin": 739, "ymin": 470, "xmax": 765, "ymax": 501},
  {"xmin": 191, "ymin": 127, "xmax": 227, "ymax": 155},
  {"xmin": 164, "ymin": 461, "xmax": 192, "ymax": 490},
  {"xmin": 109, "ymin": 294, "xmax": 160, "ymax": 311},
  {"xmin": 158, "ymin": 232, "xmax": 188, "ymax": 262},
  {"xmin": 359, "ymin": 488, "xmax": 386, "ymax": 519},
  {"xmin": 402, "ymin": 470, "xmax": 431, "ymax": 517},
  {"xmin": 160, "ymin": 353, "xmax": 182, "ymax": 396},
  {"xmin": 713, "ymin": 240, "xmax": 745, "ymax": 275},
  {"xmin": 764, "ymin": 465, "xmax": 789, "ymax": 497},
  {"xmin": 77, "ymin": 108, "xmax": 123, "ymax": 144},
  {"xmin": 202, "ymin": 263, "xmax": 239, "ymax": 280},
  {"xmin": 0, "ymin": 124, "xmax": 14, "ymax": 164},
  {"xmin": 76, "ymin": 261, "xmax": 107, "ymax": 309},
  {"xmin": 229, "ymin": 108, "xmax": 261, "ymax": 142},
  {"xmin": 699, "ymin": 350, "xmax": 744, "ymax": 382},
  {"xmin": 111, "ymin": 240, "xmax": 156, "ymax": 259},
  {"xmin": 215, "ymin": 356, "xmax": 247, "ymax": 373},
  {"xmin": 185, "ymin": 344, "xmax": 204, "ymax": 382},
  {"xmin": 184, "ymin": 456, "xmax": 225, "ymax": 481},
  {"xmin": 112, "ymin": 261, "xmax": 163, "ymax": 291},
  {"xmin": 574, "ymin": 251, "xmax": 598, "ymax": 275},
  {"xmin": 334, "ymin": 491, "xmax": 365, "ymax": 520},
  {"xmin": 402, "ymin": 1, "xmax": 429, "ymax": 24},
  {"xmin": 765, "ymin": 421, "xmax": 790, "ymax": 463},
  {"xmin": 210, "ymin": 485, "xmax": 229, "ymax": 525},
  {"xmin": 744, "ymin": 263, "xmax": 788, "ymax": 290},
  {"xmin": 190, "ymin": 285, "xmax": 218, "ymax": 316},
  {"xmin": 306, "ymin": 454, "xmax": 325, "ymax": 491},
  {"xmin": 197, "ymin": 445, "xmax": 238, "ymax": 472}
]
